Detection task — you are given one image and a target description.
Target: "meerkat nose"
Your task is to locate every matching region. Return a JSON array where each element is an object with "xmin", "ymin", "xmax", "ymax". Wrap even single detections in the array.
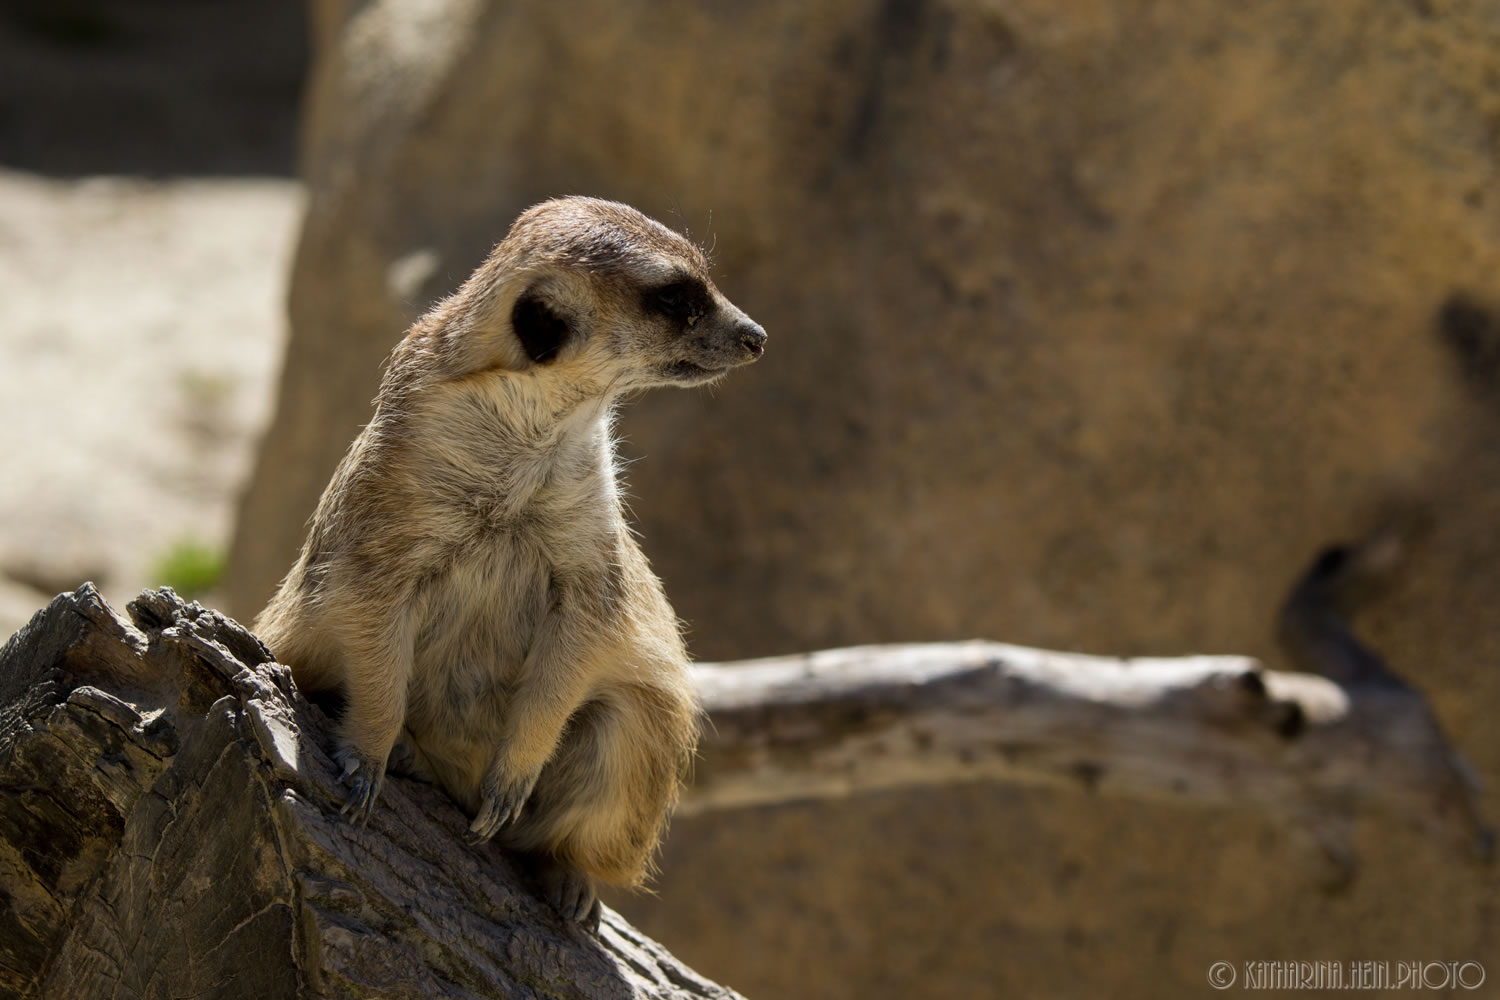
[{"xmin": 737, "ymin": 321, "xmax": 768, "ymax": 359}]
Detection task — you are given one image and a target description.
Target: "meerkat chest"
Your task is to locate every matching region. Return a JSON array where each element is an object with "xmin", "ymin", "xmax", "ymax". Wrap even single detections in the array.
[
  {"xmin": 405, "ymin": 470, "xmax": 620, "ymax": 722},
  {"xmin": 419, "ymin": 530, "xmax": 550, "ymax": 661}
]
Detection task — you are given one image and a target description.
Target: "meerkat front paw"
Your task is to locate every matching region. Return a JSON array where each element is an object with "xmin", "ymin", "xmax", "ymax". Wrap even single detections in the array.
[
  {"xmin": 334, "ymin": 743, "xmax": 386, "ymax": 825},
  {"xmin": 467, "ymin": 765, "xmax": 542, "ymax": 842}
]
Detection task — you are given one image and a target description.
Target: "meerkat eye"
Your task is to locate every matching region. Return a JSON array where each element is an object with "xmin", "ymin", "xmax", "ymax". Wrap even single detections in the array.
[{"xmin": 647, "ymin": 279, "xmax": 709, "ymax": 323}]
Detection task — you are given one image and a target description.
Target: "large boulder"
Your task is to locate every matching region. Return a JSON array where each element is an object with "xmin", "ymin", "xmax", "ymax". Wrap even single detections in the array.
[{"xmin": 229, "ymin": 1, "xmax": 1500, "ymax": 995}]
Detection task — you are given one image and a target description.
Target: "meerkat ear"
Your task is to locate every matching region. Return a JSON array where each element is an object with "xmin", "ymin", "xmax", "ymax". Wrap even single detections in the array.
[{"xmin": 511, "ymin": 287, "xmax": 573, "ymax": 364}]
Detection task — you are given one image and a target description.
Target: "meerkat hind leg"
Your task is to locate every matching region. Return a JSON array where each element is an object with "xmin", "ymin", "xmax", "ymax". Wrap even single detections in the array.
[
  {"xmin": 502, "ymin": 689, "xmax": 690, "ymax": 927},
  {"xmin": 528, "ymin": 852, "xmax": 601, "ymax": 928},
  {"xmin": 386, "ymin": 731, "xmax": 434, "ymax": 783}
]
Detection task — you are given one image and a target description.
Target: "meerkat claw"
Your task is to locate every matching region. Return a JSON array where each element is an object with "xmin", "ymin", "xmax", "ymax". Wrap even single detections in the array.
[
  {"xmin": 340, "ymin": 775, "xmax": 373, "ymax": 824},
  {"xmin": 469, "ymin": 768, "xmax": 540, "ymax": 841},
  {"xmin": 335, "ymin": 750, "xmax": 385, "ymax": 825}
]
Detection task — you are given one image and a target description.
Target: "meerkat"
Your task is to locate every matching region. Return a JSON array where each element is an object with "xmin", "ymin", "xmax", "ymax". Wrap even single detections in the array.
[{"xmin": 254, "ymin": 196, "xmax": 766, "ymax": 925}]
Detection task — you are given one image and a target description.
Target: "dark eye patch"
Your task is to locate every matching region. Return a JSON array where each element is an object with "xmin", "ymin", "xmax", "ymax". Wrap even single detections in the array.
[{"xmin": 645, "ymin": 278, "xmax": 712, "ymax": 324}]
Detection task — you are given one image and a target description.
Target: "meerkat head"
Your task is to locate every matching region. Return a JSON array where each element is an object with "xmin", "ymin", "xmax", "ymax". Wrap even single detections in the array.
[{"xmin": 455, "ymin": 197, "xmax": 766, "ymax": 395}]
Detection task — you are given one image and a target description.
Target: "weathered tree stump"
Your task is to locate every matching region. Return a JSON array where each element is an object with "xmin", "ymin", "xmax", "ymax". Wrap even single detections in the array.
[{"xmin": 0, "ymin": 586, "xmax": 741, "ymax": 999}]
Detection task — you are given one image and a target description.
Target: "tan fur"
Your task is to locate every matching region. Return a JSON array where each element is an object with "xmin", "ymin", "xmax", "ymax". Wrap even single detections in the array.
[{"xmin": 255, "ymin": 197, "xmax": 765, "ymax": 919}]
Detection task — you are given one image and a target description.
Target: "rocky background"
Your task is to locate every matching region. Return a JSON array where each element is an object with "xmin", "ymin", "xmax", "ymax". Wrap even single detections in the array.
[{"xmin": 7, "ymin": 0, "xmax": 1500, "ymax": 997}]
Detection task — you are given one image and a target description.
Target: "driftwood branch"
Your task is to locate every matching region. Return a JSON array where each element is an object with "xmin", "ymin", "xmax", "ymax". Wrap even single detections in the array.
[
  {"xmin": 686, "ymin": 534, "xmax": 1492, "ymax": 876},
  {"xmin": 0, "ymin": 587, "xmax": 740, "ymax": 999},
  {"xmin": 689, "ymin": 643, "xmax": 1488, "ymax": 857}
]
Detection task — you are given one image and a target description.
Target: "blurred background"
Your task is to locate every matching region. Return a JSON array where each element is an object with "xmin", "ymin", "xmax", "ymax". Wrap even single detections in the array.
[
  {"xmin": 4, "ymin": 0, "xmax": 1499, "ymax": 996},
  {"xmin": 0, "ymin": 0, "xmax": 304, "ymax": 634}
]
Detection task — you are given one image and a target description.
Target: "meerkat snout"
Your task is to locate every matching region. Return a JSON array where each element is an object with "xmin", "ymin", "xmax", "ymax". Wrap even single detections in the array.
[
  {"xmin": 637, "ymin": 279, "xmax": 767, "ymax": 386},
  {"xmin": 738, "ymin": 320, "xmax": 768, "ymax": 359}
]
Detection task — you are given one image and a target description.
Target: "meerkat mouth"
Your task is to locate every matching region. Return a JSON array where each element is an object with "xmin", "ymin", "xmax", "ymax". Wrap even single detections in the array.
[{"xmin": 661, "ymin": 360, "xmax": 728, "ymax": 383}]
